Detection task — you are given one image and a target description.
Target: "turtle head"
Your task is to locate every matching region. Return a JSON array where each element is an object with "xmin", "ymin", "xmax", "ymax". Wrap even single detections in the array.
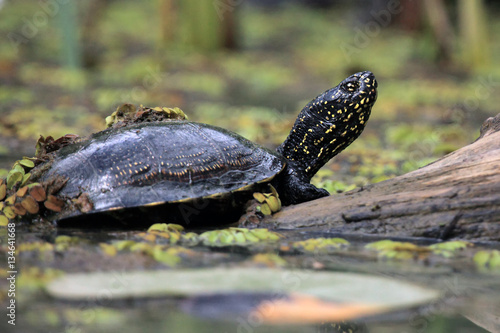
[
  {"xmin": 333, "ymin": 71, "xmax": 378, "ymax": 110},
  {"xmin": 278, "ymin": 71, "xmax": 378, "ymax": 180}
]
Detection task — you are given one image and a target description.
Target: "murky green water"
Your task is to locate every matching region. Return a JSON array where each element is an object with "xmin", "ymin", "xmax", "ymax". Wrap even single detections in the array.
[{"xmin": 1, "ymin": 227, "xmax": 499, "ymax": 333}]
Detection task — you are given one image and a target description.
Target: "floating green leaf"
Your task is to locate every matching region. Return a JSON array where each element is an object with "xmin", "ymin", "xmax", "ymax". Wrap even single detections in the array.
[
  {"xmin": 253, "ymin": 185, "xmax": 281, "ymax": 215},
  {"xmin": 19, "ymin": 159, "xmax": 35, "ymax": 168},
  {"xmin": 18, "ymin": 241, "xmax": 54, "ymax": 252},
  {"xmin": 0, "ymin": 215, "xmax": 8, "ymax": 226},
  {"xmin": 54, "ymin": 235, "xmax": 83, "ymax": 251},
  {"xmin": 474, "ymin": 250, "xmax": 500, "ymax": 270},
  {"xmin": 99, "ymin": 243, "xmax": 117, "ymax": 257},
  {"xmin": 293, "ymin": 237, "xmax": 350, "ymax": 252},
  {"xmin": 129, "ymin": 242, "xmax": 153, "ymax": 253},
  {"xmin": 252, "ymin": 253, "xmax": 287, "ymax": 267},
  {"xmin": 253, "ymin": 192, "xmax": 266, "ymax": 203},
  {"xmin": 0, "ymin": 183, "xmax": 6, "ymax": 201},
  {"xmin": 113, "ymin": 240, "xmax": 137, "ymax": 251},
  {"xmin": 365, "ymin": 240, "xmax": 428, "ymax": 260},
  {"xmin": 3, "ymin": 206, "xmax": 16, "ymax": 219},
  {"xmin": 11, "ymin": 164, "xmax": 25, "ymax": 174},
  {"xmin": 21, "ymin": 172, "xmax": 31, "ymax": 186},
  {"xmin": 138, "ymin": 223, "xmax": 188, "ymax": 244},
  {"xmin": 250, "ymin": 228, "xmax": 282, "ymax": 241},
  {"xmin": 151, "ymin": 246, "xmax": 181, "ymax": 266},
  {"xmin": 199, "ymin": 227, "xmax": 282, "ymax": 246},
  {"xmin": 6, "ymin": 171, "xmax": 23, "ymax": 189},
  {"xmin": 265, "ymin": 195, "xmax": 281, "ymax": 213},
  {"xmin": 46, "ymin": 268, "xmax": 441, "ymax": 314},
  {"xmin": 147, "ymin": 223, "xmax": 184, "ymax": 233},
  {"xmin": 428, "ymin": 241, "xmax": 473, "ymax": 258},
  {"xmin": 55, "ymin": 235, "xmax": 77, "ymax": 244},
  {"xmin": 259, "ymin": 203, "xmax": 272, "ymax": 215}
]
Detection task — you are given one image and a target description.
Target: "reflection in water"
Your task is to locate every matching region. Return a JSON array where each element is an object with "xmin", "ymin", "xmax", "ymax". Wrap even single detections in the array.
[{"xmin": 5, "ymin": 227, "xmax": 500, "ymax": 333}]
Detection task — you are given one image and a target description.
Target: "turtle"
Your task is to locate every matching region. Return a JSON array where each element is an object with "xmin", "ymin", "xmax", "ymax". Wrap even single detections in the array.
[{"xmin": 28, "ymin": 71, "xmax": 377, "ymax": 228}]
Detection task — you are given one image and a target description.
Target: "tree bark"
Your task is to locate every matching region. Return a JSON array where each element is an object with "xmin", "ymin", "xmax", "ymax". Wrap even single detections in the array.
[{"xmin": 264, "ymin": 114, "xmax": 500, "ymax": 243}]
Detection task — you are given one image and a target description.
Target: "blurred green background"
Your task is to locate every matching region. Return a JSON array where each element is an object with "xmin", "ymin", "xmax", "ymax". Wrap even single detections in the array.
[
  {"xmin": 1, "ymin": 3, "xmax": 500, "ymax": 332},
  {"xmin": 0, "ymin": 0, "xmax": 499, "ymax": 192}
]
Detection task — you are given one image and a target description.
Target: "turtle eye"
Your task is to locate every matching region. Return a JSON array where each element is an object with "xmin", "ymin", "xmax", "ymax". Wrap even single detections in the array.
[{"xmin": 342, "ymin": 81, "xmax": 359, "ymax": 93}]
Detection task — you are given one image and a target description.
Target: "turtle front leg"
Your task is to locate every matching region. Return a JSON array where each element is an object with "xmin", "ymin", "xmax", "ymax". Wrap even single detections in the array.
[{"xmin": 272, "ymin": 165, "xmax": 329, "ymax": 206}]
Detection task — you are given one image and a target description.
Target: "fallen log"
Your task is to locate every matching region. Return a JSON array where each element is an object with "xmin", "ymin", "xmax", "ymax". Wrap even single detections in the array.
[{"xmin": 264, "ymin": 113, "xmax": 500, "ymax": 242}]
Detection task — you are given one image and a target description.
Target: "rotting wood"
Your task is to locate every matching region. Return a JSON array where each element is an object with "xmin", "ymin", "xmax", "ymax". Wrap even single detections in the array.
[{"xmin": 264, "ymin": 113, "xmax": 500, "ymax": 242}]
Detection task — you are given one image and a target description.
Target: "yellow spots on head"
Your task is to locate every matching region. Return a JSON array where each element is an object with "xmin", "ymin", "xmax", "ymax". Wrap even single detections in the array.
[
  {"xmin": 308, "ymin": 129, "xmax": 313, "ymax": 132},
  {"xmin": 337, "ymin": 110, "xmax": 342, "ymax": 114},
  {"xmin": 354, "ymin": 103, "xmax": 359, "ymax": 110}
]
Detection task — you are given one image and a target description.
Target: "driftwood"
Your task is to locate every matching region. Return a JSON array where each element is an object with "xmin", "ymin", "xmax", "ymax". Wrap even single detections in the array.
[{"xmin": 264, "ymin": 113, "xmax": 500, "ymax": 242}]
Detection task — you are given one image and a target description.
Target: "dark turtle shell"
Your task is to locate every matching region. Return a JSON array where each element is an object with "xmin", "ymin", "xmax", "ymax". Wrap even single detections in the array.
[{"xmin": 39, "ymin": 121, "xmax": 284, "ymax": 227}]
